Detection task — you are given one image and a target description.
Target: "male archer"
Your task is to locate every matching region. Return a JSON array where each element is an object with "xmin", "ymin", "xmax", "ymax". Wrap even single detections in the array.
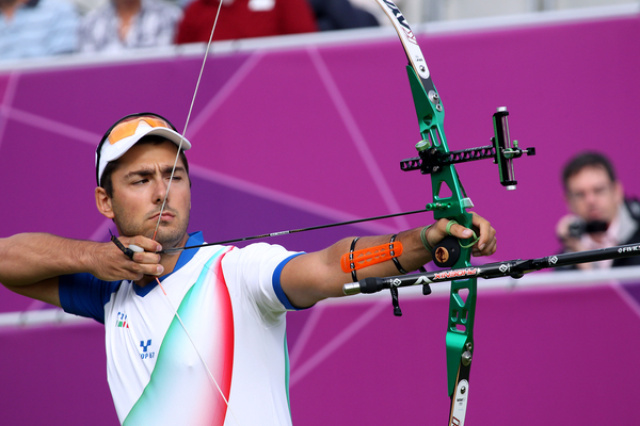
[{"xmin": 0, "ymin": 112, "xmax": 496, "ymax": 425}]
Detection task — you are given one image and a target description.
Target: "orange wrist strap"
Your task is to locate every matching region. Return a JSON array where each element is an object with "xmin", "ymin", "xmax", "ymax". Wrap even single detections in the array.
[{"xmin": 341, "ymin": 240, "xmax": 404, "ymax": 274}]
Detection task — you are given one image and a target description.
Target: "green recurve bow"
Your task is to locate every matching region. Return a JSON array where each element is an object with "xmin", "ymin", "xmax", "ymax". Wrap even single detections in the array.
[{"xmin": 368, "ymin": 1, "xmax": 535, "ymax": 423}]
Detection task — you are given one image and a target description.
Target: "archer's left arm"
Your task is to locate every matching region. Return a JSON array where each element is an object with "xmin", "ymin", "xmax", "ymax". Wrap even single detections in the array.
[{"xmin": 280, "ymin": 213, "xmax": 496, "ymax": 308}]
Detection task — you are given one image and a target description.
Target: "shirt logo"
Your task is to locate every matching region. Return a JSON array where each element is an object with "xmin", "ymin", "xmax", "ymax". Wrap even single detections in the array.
[
  {"xmin": 115, "ymin": 312, "xmax": 129, "ymax": 328},
  {"xmin": 140, "ymin": 339, "xmax": 156, "ymax": 360}
]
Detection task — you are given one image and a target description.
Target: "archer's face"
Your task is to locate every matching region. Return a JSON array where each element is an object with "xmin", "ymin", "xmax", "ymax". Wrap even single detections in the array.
[
  {"xmin": 565, "ymin": 165, "xmax": 622, "ymax": 224},
  {"xmin": 104, "ymin": 141, "xmax": 191, "ymax": 248}
]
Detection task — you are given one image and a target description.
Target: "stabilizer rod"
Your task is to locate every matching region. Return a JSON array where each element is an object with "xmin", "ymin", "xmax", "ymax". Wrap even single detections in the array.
[{"xmin": 343, "ymin": 242, "xmax": 640, "ymax": 295}]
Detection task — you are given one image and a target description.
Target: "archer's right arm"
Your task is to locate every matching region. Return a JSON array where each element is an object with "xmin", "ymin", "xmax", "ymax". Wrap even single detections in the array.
[{"xmin": 0, "ymin": 233, "xmax": 163, "ymax": 307}]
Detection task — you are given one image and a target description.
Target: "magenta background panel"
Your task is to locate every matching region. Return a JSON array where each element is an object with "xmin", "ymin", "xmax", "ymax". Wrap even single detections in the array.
[
  {"xmin": 1, "ymin": 13, "xmax": 639, "ymax": 425},
  {"xmin": 2, "ymin": 282, "xmax": 639, "ymax": 425}
]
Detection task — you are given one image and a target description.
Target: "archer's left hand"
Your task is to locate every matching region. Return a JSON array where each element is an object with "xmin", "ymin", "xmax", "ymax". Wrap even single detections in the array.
[{"xmin": 427, "ymin": 212, "xmax": 497, "ymax": 257}]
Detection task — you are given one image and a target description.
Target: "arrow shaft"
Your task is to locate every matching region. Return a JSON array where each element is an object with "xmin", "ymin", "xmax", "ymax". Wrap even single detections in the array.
[{"xmin": 161, "ymin": 208, "xmax": 429, "ymax": 254}]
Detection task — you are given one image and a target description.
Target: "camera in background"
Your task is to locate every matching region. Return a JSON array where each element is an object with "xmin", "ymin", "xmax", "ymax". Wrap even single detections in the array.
[{"xmin": 568, "ymin": 219, "xmax": 609, "ymax": 239}]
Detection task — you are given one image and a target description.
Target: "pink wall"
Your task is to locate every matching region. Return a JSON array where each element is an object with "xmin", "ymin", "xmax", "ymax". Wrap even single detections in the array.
[{"xmin": 2, "ymin": 280, "xmax": 640, "ymax": 425}]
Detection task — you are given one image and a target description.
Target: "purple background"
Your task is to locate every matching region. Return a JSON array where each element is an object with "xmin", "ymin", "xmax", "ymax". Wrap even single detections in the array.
[{"xmin": 1, "ymin": 12, "xmax": 639, "ymax": 425}]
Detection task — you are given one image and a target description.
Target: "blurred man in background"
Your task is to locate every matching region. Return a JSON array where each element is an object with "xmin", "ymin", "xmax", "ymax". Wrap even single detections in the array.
[{"xmin": 556, "ymin": 151, "xmax": 640, "ymax": 269}]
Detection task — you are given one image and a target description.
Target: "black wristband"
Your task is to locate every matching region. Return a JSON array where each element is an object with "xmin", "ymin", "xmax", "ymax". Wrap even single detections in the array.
[
  {"xmin": 349, "ymin": 237, "xmax": 359, "ymax": 282},
  {"xmin": 389, "ymin": 234, "xmax": 407, "ymax": 274}
]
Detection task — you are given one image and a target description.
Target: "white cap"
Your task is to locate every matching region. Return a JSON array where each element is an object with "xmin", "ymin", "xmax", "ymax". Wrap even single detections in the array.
[{"xmin": 96, "ymin": 114, "xmax": 192, "ymax": 186}]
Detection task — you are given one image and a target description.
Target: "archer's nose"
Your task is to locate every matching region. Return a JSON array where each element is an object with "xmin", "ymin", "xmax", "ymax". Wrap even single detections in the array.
[{"xmin": 153, "ymin": 178, "xmax": 169, "ymax": 204}]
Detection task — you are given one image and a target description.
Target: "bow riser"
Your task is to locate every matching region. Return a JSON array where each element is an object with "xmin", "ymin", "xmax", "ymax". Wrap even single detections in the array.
[
  {"xmin": 405, "ymin": 55, "xmax": 477, "ymax": 417},
  {"xmin": 374, "ymin": 1, "xmax": 534, "ymax": 423}
]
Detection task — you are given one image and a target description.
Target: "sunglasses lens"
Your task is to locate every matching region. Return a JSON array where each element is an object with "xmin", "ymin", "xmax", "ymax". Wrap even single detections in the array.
[{"xmin": 107, "ymin": 117, "xmax": 171, "ymax": 145}]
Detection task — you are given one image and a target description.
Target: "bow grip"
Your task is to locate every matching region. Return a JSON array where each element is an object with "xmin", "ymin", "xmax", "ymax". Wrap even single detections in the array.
[{"xmin": 432, "ymin": 236, "xmax": 461, "ymax": 268}]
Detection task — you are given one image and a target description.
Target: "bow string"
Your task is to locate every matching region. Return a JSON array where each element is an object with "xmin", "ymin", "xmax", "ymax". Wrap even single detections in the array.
[{"xmin": 146, "ymin": 1, "xmax": 245, "ymax": 423}]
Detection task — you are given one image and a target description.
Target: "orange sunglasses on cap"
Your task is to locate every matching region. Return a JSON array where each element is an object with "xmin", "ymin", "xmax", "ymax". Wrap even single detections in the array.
[
  {"xmin": 95, "ymin": 112, "xmax": 191, "ymax": 186},
  {"xmin": 107, "ymin": 116, "xmax": 173, "ymax": 145}
]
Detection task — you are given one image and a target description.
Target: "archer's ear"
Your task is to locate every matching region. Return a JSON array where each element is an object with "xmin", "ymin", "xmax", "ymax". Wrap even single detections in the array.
[{"xmin": 95, "ymin": 187, "xmax": 115, "ymax": 219}]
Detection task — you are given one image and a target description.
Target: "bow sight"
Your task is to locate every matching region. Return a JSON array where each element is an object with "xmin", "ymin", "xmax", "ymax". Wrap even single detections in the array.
[
  {"xmin": 401, "ymin": 105, "xmax": 536, "ymax": 272},
  {"xmin": 400, "ymin": 106, "xmax": 536, "ymax": 190}
]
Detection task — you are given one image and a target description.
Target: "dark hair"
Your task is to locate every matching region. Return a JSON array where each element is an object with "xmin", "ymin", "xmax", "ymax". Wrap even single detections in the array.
[
  {"xmin": 100, "ymin": 136, "xmax": 190, "ymax": 198},
  {"xmin": 562, "ymin": 151, "xmax": 617, "ymax": 191}
]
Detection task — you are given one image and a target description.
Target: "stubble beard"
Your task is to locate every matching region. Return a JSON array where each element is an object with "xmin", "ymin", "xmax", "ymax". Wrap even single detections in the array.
[{"xmin": 113, "ymin": 208, "xmax": 190, "ymax": 249}]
